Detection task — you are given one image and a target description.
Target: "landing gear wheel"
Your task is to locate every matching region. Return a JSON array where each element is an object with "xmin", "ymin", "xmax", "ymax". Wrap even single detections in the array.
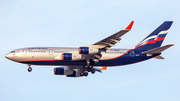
[
  {"xmin": 84, "ymin": 65, "xmax": 88, "ymax": 69},
  {"xmin": 28, "ymin": 67, "xmax": 32, "ymax": 72},
  {"xmin": 88, "ymin": 65, "xmax": 92, "ymax": 69},
  {"xmin": 87, "ymin": 69, "xmax": 91, "ymax": 72},
  {"xmin": 91, "ymin": 69, "xmax": 95, "ymax": 74},
  {"xmin": 80, "ymin": 72, "xmax": 84, "ymax": 76},
  {"xmin": 84, "ymin": 72, "xmax": 88, "ymax": 77}
]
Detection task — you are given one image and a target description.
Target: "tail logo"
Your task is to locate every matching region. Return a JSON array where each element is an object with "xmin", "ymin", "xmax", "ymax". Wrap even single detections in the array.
[{"xmin": 135, "ymin": 29, "xmax": 169, "ymax": 49}]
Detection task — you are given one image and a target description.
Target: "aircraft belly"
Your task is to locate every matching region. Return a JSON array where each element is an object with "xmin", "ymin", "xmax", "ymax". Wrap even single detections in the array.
[{"xmin": 96, "ymin": 54, "xmax": 159, "ymax": 66}]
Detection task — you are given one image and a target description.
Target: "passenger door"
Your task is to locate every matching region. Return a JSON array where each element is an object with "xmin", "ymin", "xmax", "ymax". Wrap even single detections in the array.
[
  {"xmin": 22, "ymin": 49, "xmax": 27, "ymax": 55},
  {"xmin": 49, "ymin": 49, "xmax": 53, "ymax": 55}
]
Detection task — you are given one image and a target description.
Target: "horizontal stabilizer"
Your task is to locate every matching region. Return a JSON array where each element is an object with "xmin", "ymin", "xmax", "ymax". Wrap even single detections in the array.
[
  {"xmin": 142, "ymin": 44, "xmax": 174, "ymax": 54},
  {"xmin": 154, "ymin": 55, "xmax": 164, "ymax": 59}
]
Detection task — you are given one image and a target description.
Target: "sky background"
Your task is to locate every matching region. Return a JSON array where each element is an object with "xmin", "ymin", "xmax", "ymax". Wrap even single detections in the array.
[{"xmin": 0, "ymin": 0, "xmax": 180, "ymax": 101}]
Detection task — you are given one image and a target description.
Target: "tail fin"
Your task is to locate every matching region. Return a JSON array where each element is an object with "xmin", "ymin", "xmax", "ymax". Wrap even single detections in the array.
[{"xmin": 134, "ymin": 21, "xmax": 173, "ymax": 51}]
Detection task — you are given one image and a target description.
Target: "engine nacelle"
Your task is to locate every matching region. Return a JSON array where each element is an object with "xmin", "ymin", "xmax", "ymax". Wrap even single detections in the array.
[
  {"xmin": 79, "ymin": 47, "xmax": 99, "ymax": 54},
  {"xmin": 60, "ymin": 53, "xmax": 82, "ymax": 61},
  {"xmin": 54, "ymin": 67, "xmax": 73, "ymax": 75},
  {"xmin": 66, "ymin": 69, "xmax": 82, "ymax": 77}
]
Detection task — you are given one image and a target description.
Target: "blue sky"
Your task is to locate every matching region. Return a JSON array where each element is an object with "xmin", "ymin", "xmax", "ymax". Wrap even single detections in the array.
[{"xmin": 0, "ymin": 0, "xmax": 180, "ymax": 101}]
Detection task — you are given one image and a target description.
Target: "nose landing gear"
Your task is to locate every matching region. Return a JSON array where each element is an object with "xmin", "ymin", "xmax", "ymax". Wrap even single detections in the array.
[{"xmin": 28, "ymin": 64, "xmax": 32, "ymax": 72}]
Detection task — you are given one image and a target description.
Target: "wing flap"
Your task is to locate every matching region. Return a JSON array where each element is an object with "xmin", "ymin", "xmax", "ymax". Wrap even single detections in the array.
[{"xmin": 93, "ymin": 30, "xmax": 128, "ymax": 46}]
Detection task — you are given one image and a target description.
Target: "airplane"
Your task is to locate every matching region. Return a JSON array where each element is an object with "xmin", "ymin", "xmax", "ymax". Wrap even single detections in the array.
[{"xmin": 5, "ymin": 21, "xmax": 174, "ymax": 77}]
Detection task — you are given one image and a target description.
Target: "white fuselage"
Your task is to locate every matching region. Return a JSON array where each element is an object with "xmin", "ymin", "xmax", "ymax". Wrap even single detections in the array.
[{"xmin": 6, "ymin": 47, "xmax": 128, "ymax": 64}]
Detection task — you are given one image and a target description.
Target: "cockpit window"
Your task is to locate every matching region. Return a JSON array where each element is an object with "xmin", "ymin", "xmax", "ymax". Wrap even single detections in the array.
[{"xmin": 11, "ymin": 51, "xmax": 16, "ymax": 53}]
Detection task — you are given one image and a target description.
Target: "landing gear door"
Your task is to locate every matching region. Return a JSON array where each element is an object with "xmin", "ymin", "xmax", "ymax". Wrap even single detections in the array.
[{"xmin": 22, "ymin": 49, "xmax": 27, "ymax": 55}]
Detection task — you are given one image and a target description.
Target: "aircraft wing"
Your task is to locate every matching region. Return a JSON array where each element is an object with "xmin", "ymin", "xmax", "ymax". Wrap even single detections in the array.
[
  {"xmin": 61, "ymin": 21, "xmax": 134, "ymax": 63},
  {"xmin": 80, "ymin": 21, "xmax": 134, "ymax": 63},
  {"xmin": 93, "ymin": 21, "xmax": 134, "ymax": 51}
]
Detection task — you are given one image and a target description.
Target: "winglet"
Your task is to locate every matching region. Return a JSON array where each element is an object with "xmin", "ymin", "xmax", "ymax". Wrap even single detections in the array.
[
  {"xmin": 125, "ymin": 21, "xmax": 134, "ymax": 30},
  {"xmin": 101, "ymin": 66, "xmax": 107, "ymax": 70}
]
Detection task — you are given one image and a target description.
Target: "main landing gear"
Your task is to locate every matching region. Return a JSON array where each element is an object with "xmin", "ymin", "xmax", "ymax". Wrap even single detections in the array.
[
  {"xmin": 80, "ymin": 72, "xmax": 88, "ymax": 77},
  {"xmin": 81, "ymin": 58, "xmax": 99, "ymax": 77},
  {"xmin": 80, "ymin": 65, "xmax": 96, "ymax": 77},
  {"xmin": 28, "ymin": 64, "xmax": 32, "ymax": 72}
]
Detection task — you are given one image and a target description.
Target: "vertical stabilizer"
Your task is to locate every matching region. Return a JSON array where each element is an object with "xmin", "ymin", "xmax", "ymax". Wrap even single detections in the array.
[{"xmin": 134, "ymin": 21, "xmax": 173, "ymax": 51}]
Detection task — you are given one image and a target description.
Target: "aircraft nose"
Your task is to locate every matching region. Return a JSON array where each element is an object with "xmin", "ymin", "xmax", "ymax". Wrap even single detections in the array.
[
  {"xmin": 5, "ymin": 54, "xmax": 12, "ymax": 60},
  {"xmin": 5, "ymin": 54, "xmax": 9, "ymax": 59}
]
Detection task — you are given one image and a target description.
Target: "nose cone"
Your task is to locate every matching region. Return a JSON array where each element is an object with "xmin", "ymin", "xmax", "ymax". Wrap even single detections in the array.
[
  {"xmin": 5, "ymin": 54, "xmax": 12, "ymax": 60},
  {"xmin": 5, "ymin": 54, "xmax": 10, "ymax": 59}
]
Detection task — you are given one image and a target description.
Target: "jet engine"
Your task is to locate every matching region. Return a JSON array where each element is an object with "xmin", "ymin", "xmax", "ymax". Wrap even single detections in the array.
[
  {"xmin": 79, "ymin": 47, "xmax": 99, "ymax": 54},
  {"xmin": 54, "ymin": 67, "xmax": 73, "ymax": 75},
  {"xmin": 66, "ymin": 69, "xmax": 82, "ymax": 77},
  {"xmin": 60, "ymin": 53, "xmax": 82, "ymax": 61}
]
